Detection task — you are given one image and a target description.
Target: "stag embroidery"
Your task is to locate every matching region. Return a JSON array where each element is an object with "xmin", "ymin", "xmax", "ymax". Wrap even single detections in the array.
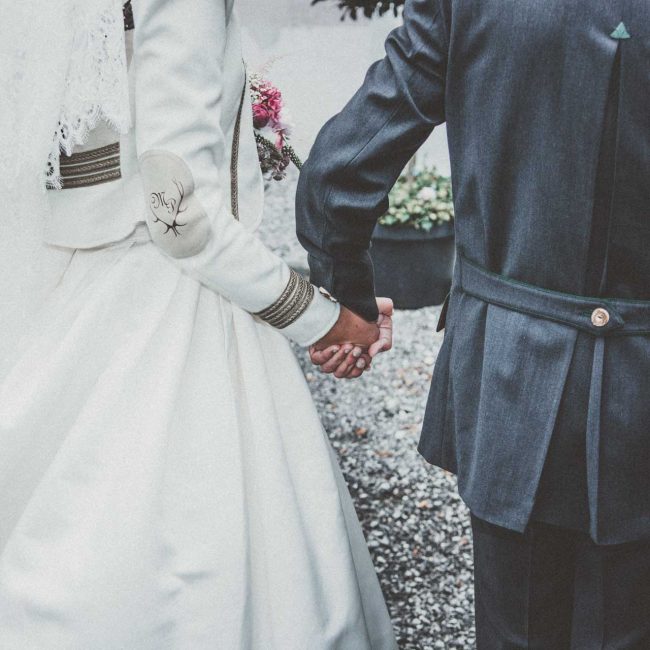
[{"xmin": 149, "ymin": 179, "xmax": 187, "ymax": 237}]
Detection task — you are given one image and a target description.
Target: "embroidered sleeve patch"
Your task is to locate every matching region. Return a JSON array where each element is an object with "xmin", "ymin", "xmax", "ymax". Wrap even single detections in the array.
[{"xmin": 139, "ymin": 150, "xmax": 211, "ymax": 259}]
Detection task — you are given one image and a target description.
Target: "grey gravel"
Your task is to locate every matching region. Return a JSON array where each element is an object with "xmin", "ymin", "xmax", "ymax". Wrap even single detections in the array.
[{"xmin": 260, "ymin": 173, "xmax": 476, "ymax": 650}]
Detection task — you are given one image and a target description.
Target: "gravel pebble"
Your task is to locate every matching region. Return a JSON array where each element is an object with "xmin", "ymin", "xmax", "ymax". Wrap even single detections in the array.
[{"xmin": 260, "ymin": 173, "xmax": 476, "ymax": 649}]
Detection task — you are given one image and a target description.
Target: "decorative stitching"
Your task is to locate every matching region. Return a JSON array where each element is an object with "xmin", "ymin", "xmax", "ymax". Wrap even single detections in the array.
[
  {"xmin": 59, "ymin": 169, "xmax": 122, "ymax": 189},
  {"xmin": 230, "ymin": 75, "xmax": 247, "ymax": 220},
  {"xmin": 59, "ymin": 156, "xmax": 121, "ymax": 176},
  {"xmin": 283, "ymin": 280, "xmax": 315, "ymax": 327},
  {"xmin": 255, "ymin": 269, "xmax": 315, "ymax": 329},
  {"xmin": 48, "ymin": 142, "xmax": 121, "ymax": 190},
  {"xmin": 256, "ymin": 271, "xmax": 300, "ymax": 322},
  {"xmin": 59, "ymin": 142, "xmax": 121, "ymax": 165}
]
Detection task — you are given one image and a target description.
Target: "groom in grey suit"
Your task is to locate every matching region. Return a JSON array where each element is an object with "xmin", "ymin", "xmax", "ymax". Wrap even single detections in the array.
[{"xmin": 296, "ymin": 0, "xmax": 650, "ymax": 647}]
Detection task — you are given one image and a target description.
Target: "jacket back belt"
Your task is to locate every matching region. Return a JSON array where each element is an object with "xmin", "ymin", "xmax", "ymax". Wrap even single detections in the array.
[{"xmin": 458, "ymin": 255, "xmax": 650, "ymax": 336}]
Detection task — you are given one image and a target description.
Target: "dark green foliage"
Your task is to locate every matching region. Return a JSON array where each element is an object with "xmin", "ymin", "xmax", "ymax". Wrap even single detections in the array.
[{"xmin": 311, "ymin": 0, "xmax": 405, "ymax": 20}]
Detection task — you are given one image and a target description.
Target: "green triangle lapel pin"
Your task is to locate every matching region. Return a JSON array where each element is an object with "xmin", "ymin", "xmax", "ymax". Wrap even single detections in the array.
[{"xmin": 610, "ymin": 22, "xmax": 631, "ymax": 40}]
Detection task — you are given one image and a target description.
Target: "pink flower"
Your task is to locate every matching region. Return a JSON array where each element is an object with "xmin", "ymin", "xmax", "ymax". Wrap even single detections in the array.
[
  {"xmin": 252, "ymin": 104, "xmax": 271, "ymax": 129},
  {"xmin": 260, "ymin": 85, "xmax": 283, "ymax": 127},
  {"xmin": 250, "ymin": 75, "xmax": 294, "ymax": 153}
]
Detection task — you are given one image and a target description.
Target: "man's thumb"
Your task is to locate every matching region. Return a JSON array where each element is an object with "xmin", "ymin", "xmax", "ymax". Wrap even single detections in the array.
[{"xmin": 376, "ymin": 297, "xmax": 394, "ymax": 317}]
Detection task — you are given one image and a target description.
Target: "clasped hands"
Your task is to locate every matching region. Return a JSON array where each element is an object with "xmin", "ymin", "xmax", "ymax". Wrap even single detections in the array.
[{"xmin": 309, "ymin": 298, "xmax": 394, "ymax": 379}]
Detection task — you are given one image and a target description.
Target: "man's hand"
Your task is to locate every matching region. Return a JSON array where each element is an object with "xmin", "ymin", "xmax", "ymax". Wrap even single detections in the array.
[
  {"xmin": 309, "ymin": 298, "xmax": 394, "ymax": 379},
  {"xmin": 313, "ymin": 305, "xmax": 380, "ymax": 352},
  {"xmin": 369, "ymin": 297, "xmax": 394, "ymax": 357}
]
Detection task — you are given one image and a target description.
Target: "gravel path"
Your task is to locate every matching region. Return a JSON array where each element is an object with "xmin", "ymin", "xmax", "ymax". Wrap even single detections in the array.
[{"xmin": 260, "ymin": 174, "xmax": 476, "ymax": 650}]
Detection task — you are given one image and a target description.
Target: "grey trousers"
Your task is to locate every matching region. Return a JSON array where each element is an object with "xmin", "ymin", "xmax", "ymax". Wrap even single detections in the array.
[{"xmin": 471, "ymin": 515, "xmax": 650, "ymax": 649}]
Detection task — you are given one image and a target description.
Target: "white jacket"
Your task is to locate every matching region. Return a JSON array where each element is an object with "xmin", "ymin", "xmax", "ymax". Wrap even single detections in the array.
[{"xmin": 45, "ymin": 0, "xmax": 339, "ymax": 346}]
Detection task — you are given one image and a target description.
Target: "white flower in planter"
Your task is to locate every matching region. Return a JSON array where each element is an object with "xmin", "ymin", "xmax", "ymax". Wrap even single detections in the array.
[
  {"xmin": 417, "ymin": 186, "xmax": 437, "ymax": 201},
  {"xmin": 381, "ymin": 166, "xmax": 454, "ymax": 230}
]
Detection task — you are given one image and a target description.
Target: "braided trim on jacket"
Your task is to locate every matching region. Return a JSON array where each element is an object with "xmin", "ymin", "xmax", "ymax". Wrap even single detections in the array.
[{"xmin": 255, "ymin": 269, "xmax": 315, "ymax": 329}]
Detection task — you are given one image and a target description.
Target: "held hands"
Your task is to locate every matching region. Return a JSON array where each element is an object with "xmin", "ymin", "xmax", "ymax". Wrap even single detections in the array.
[{"xmin": 309, "ymin": 298, "xmax": 394, "ymax": 379}]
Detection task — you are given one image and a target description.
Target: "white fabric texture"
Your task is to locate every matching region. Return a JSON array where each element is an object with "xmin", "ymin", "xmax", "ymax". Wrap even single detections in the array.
[
  {"xmin": 0, "ymin": 239, "xmax": 396, "ymax": 649},
  {"xmin": 40, "ymin": 0, "xmax": 340, "ymax": 346},
  {"xmin": 0, "ymin": 2, "xmax": 393, "ymax": 644},
  {"xmin": 47, "ymin": 0, "xmax": 131, "ymax": 189},
  {"xmin": 0, "ymin": 0, "xmax": 128, "ymax": 367},
  {"xmin": 0, "ymin": 1, "xmax": 66, "ymax": 373},
  {"xmin": 130, "ymin": 0, "xmax": 340, "ymax": 346}
]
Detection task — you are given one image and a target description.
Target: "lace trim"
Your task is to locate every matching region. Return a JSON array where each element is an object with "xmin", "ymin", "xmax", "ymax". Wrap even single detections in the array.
[{"xmin": 46, "ymin": 0, "xmax": 131, "ymax": 189}]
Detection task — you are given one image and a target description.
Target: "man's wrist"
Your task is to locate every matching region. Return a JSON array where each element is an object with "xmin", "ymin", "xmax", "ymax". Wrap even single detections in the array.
[{"xmin": 307, "ymin": 254, "xmax": 378, "ymax": 322}]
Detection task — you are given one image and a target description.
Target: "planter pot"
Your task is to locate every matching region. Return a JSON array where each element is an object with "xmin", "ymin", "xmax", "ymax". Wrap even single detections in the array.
[{"xmin": 370, "ymin": 221, "xmax": 455, "ymax": 309}]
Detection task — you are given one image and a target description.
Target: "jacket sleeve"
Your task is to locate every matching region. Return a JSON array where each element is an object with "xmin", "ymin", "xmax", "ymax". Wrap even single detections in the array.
[
  {"xmin": 131, "ymin": 0, "xmax": 339, "ymax": 346},
  {"xmin": 295, "ymin": 0, "xmax": 448, "ymax": 321}
]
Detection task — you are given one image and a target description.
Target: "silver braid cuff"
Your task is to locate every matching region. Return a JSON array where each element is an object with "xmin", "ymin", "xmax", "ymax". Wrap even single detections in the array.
[{"xmin": 255, "ymin": 269, "xmax": 315, "ymax": 329}]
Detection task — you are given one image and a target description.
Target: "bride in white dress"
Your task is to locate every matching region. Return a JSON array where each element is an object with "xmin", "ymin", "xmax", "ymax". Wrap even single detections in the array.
[{"xmin": 0, "ymin": 0, "xmax": 397, "ymax": 647}]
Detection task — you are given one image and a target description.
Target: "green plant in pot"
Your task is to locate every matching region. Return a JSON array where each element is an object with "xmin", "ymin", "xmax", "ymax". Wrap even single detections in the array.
[
  {"xmin": 311, "ymin": 0, "xmax": 405, "ymax": 20},
  {"xmin": 380, "ymin": 166, "xmax": 454, "ymax": 231},
  {"xmin": 371, "ymin": 164, "xmax": 456, "ymax": 309}
]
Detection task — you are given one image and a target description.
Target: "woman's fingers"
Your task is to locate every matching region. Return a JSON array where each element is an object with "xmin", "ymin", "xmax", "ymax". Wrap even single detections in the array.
[
  {"xmin": 309, "ymin": 345, "xmax": 340, "ymax": 367},
  {"xmin": 355, "ymin": 353, "xmax": 372, "ymax": 371},
  {"xmin": 310, "ymin": 345, "xmax": 372, "ymax": 379},
  {"xmin": 333, "ymin": 347, "xmax": 358, "ymax": 378},
  {"xmin": 320, "ymin": 345, "xmax": 354, "ymax": 374},
  {"xmin": 344, "ymin": 366, "xmax": 365, "ymax": 379},
  {"xmin": 344, "ymin": 352, "xmax": 372, "ymax": 379},
  {"xmin": 333, "ymin": 349, "xmax": 372, "ymax": 379}
]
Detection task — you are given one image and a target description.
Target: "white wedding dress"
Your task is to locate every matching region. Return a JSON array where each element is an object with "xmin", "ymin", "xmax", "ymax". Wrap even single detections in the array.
[
  {"xmin": 0, "ymin": 236, "xmax": 396, "ymax": 649},
  {"xmin": 0, "ymin": 1, "xmax": 396, "ymax": 648}
]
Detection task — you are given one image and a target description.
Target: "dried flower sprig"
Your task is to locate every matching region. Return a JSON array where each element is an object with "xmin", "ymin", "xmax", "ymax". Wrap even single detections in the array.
[{"xmin": 250, "ymin": 74, "xmax": 302, "ymax": 182}]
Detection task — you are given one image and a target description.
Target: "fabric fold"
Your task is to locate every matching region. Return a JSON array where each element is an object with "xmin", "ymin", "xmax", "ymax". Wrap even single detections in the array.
[{"xmin": 586, "ymin": 337, "xmax": 605, "ymax": 542}]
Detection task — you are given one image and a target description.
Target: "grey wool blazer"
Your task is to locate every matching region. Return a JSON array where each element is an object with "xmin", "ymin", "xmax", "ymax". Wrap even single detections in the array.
[{"xmin": 296, "ymin": 0, "xmax": 650, "ymax": 544}]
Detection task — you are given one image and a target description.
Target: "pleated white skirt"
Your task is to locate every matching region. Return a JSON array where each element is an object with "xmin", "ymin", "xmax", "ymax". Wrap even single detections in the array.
[{"xmin": 0, "ymin": 237, "xmax": 396, "ymax": 649}]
